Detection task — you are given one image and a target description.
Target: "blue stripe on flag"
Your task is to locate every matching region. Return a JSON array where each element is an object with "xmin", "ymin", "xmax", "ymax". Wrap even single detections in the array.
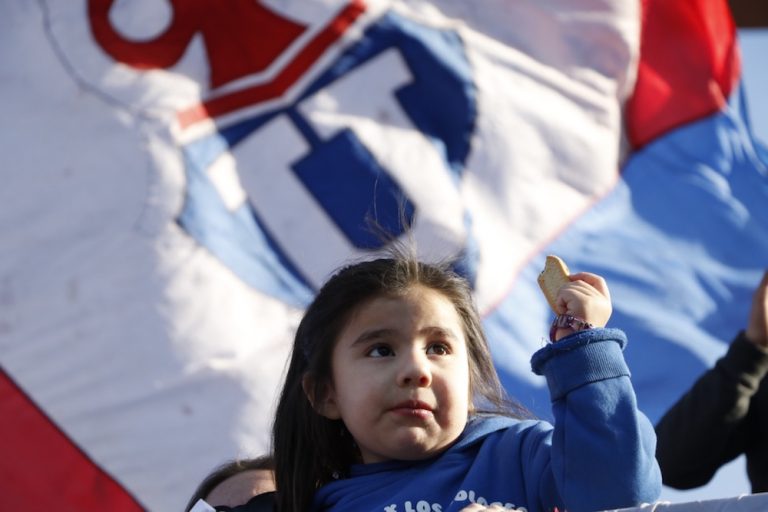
[{"xmin": 487, "ymin": 84, "xmax": 768, "ymax": 422}]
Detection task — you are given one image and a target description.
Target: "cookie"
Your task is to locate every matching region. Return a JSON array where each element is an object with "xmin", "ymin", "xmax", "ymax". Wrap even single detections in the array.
[{"xmin": 537, "ymin": 255, "xmax": 570, "ymax": 312}]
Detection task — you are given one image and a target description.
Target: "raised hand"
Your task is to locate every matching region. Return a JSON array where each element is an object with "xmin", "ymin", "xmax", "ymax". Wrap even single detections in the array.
[
  {"xmin": 746, "ymin": 270, "xmax": 768, "ymax": 348},
  {"xmin": 555, "ymin": 272, "xmax": 612, "ymax": 328}
]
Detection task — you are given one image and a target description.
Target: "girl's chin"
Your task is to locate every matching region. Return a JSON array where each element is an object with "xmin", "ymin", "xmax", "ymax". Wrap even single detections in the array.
[{"xmin": 370, "ymin": 433, "xmax": 457, "ymax": 462}]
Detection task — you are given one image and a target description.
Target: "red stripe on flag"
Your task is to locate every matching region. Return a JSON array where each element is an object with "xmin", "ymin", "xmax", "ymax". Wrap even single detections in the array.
[
  {"xmin": 89, "ymin": 0, "xmax": 308, "ymax": 89},
  {"xmin": 177, "ymin": 0, "xmax": 366, "ymax": 129},
  {"xmin": 0, "ymin": 369, "xmax": 145, "ymax": 511},
  {"xmin": 627, "ymin": 0, "xmax": 740, "ymax": 148}
]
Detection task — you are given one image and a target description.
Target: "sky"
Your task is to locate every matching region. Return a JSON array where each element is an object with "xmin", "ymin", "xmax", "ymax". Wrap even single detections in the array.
[
  {"xmin": 657, "ymin": 28, "xmax": 767, "ymax": 504},
  {"xmin": 741, "ymin": 30, "xmax": 768, "ymax": 145}
]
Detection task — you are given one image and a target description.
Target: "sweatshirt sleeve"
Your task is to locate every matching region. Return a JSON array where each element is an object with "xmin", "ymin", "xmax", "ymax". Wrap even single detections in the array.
[
  {"xmin": 529, "ymin": 327, "xmax": 661, "ymax": 512},
  {"xmin": 654, "ymin": 331, "xmax": 768, "ymax": 489}
]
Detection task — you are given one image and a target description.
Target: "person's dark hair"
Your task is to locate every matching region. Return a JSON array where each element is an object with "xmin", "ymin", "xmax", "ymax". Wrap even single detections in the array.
[
  {"xmin": 185, "ymin": 455, "xmax": 274, "ymax": 512},
  {"xmin": 272, "ymin": 253, "xmax": 529, "ymax": 512}
]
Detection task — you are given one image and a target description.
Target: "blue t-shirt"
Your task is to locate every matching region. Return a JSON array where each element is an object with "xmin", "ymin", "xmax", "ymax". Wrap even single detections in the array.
[{"xmin": 311, "ymin": 328, "xmax": 661, "ymax": 512}]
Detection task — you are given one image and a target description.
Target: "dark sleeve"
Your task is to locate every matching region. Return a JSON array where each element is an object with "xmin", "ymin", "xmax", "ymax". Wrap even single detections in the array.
[{"xmin": 655, "ymin": 332, "xmax": 768, "ymax": 489}]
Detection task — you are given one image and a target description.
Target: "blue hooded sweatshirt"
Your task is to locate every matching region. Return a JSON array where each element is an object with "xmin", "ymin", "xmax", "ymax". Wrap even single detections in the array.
[{"xmin": 311, "ymin": 328, "xmax": 661, "ymax": 512}]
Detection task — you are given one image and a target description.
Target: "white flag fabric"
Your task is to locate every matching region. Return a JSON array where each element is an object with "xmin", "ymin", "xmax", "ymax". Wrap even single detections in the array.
[{"xmin": 1, "ymin": 1, "xmax": 765, "ymax": 510}]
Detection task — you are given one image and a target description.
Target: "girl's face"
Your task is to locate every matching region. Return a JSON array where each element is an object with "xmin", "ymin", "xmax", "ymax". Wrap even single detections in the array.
[{"xmin": 318, "ymin": 284, "xmax": 471, "ymax": 463}]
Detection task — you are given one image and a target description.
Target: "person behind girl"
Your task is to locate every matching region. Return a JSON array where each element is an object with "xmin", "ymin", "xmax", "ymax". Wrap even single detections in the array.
[
  {"xmin": 272, "ymin": 254, "xmax": 661, "ymax": 512},
  {"xmin": 185, "ymin": 455, "xmax": 275, "ymax": 511}
]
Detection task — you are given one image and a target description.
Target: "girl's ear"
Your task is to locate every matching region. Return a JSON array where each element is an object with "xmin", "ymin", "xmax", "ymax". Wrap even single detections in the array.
[{"xmin": 302, "ymin": 373, "xmax": 341, "ymax": 420}]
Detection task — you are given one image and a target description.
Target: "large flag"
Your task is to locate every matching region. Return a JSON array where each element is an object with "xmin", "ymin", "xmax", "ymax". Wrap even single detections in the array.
[{"xmin": 1, "ymin": 0, "xmax": 765, "ymax": 510}]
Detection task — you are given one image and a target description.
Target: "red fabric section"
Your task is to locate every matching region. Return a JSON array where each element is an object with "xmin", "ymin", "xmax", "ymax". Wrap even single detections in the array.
[
  {"xmin": 88, "ymin": 0, "xmax": 307, "ymax": 89},
  {"xmin": 0, "ymin": 369, "xmax": 144, "ymax": 511},
  {"xmin": 626, "ymin": 0, "xmax": 741, "ymax": 148},
  {"xmin": 177, "ymin": 0, "xmax": 366, "ymax": 129}
]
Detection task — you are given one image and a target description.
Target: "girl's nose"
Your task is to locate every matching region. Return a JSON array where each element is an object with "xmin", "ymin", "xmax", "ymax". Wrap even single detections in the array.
[{"xmin": 397, "ymin": 351, "xmax": 432, "ymax": 387}]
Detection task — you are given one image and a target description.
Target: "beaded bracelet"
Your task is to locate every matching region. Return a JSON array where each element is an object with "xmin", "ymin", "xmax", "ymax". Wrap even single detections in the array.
[{"xmin": 549, "ymin": 314, "xmax": 594, "ymax": 342}]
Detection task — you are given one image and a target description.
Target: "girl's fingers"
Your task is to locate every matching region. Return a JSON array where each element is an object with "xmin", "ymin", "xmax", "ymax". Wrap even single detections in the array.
[
  {"xmin": 568, "ymin": 272, "xmax": 610, "ymax": 300},
  {"xmin": 555, "ymin": 273, "xmax": 613, "ymax": 327},
  {"xmin": 556, "ymin": 281, "xmax": 601, "ymax": 310}
]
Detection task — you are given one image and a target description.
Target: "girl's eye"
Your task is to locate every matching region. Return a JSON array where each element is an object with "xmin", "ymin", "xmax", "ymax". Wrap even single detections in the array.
[
  {"xmin": 367, "ymin": 345, "xmax": 394, "ymax": 357},
  {"xmin": 426, "ymin": 343, "xmax": 450, "ymax": 356}
]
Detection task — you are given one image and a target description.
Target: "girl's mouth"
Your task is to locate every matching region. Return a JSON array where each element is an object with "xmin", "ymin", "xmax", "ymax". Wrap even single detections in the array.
[{"xmin": 390, "ymin": 400, "xmax": 434, "ymax": 419}]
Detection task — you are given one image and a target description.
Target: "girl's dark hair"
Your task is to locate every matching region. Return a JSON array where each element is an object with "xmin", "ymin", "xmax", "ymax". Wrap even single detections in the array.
[
  {"xmin": 271, "ymin": 254, "xmax": 529, "ymax": 512},
  {"xmin": 185, "ymin": 455, "xmax": 274, "ymax": 512}
]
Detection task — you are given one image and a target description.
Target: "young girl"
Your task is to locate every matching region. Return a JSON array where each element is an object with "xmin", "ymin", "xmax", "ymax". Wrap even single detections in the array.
[{"xmin": 272, "ymin": 256, "xmax": 661, "ymax": 512}]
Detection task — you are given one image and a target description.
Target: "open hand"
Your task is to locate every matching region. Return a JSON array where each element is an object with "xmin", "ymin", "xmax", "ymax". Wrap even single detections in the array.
[{"xmin": 746, "ymin": 270, "xmax": 768, "ymax": 348}]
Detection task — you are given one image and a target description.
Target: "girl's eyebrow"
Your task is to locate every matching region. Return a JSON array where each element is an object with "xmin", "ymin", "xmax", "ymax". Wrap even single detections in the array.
[
  {"xmin": 350, "ymin": 326, "xmax": 460, "ymax": 346},
  {"xmin": 351, "ymin": 328, "xmax": 396, "ymax": 346},
  {"xmin": 420, "ymin": 326, "xmax": 460, "ymax": 341}
]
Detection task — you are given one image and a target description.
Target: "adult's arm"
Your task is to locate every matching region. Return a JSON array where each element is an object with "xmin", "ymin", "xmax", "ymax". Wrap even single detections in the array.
[{"xmin": 655, "ymin": 332, "xmax": 768, "ymax": 489}]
